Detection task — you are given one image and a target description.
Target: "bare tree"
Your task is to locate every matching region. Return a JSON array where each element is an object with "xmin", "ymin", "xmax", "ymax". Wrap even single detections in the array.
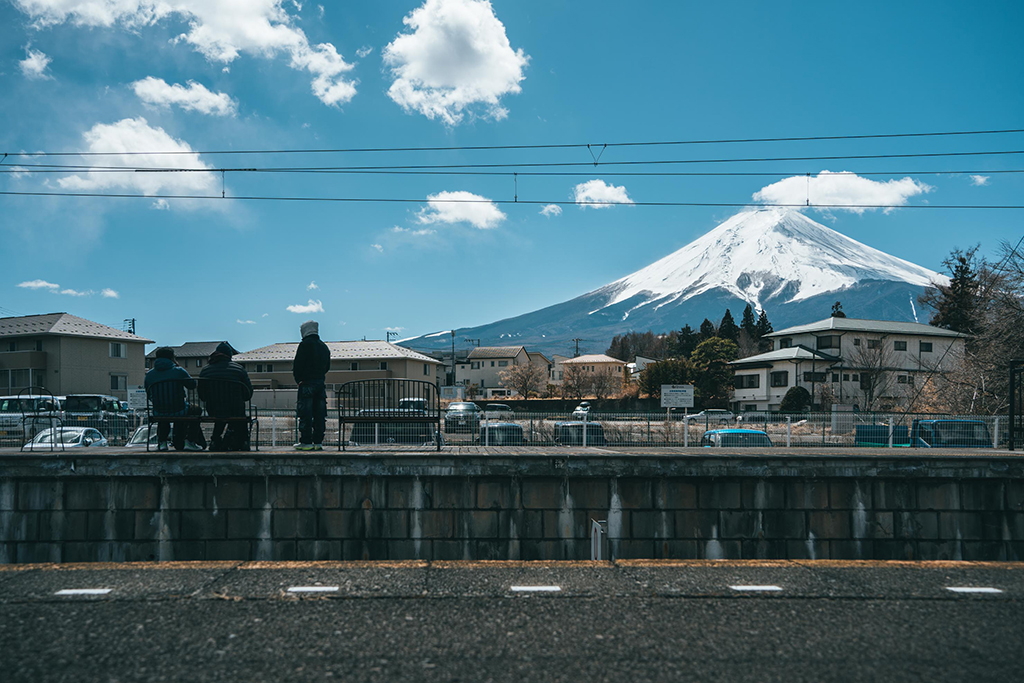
[
  {"xmin": 590, "ymin": 367, "xmax": 620, "ymax": 400},
  {"xmin": 499, "ymin": 361, "xmax": 547, "ymax": 400},
  {"xmin": 849, "ymin": 338, "xmax": 898, "ymax": 411},
  {"xmin": 561, "ymin": 363, "xmax": 590, "ymax": 400}
]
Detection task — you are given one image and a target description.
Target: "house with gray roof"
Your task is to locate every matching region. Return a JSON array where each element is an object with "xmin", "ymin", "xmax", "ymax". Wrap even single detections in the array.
[
  {"xmin": 234, "ymin": 340, "xmax": 443, "ymax": 390},
  {"xmin": 145, "ymin": 341, "xmax": 240, "ymax": 371},
  {"xmin": 729, "ymin": 316, "xmax": 966, "ymax": 412},
  {"xmin": 455, "ymin": 346, "xmax": 553, "ymax": 398},
  {"xmin": 0, "ymin": 313, "xmax": 153, "ymax": 399}
]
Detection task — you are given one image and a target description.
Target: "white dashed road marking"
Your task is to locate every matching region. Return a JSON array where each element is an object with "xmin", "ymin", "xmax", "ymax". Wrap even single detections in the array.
[
  {"xmin": 945, "ymin": 587, "xmax": 1003, "ymax": 594},
  {"xmin": 287, "ymin": 586, "xmax": 340, "ymax": 593},
  {"xmin": 510, "ymin": 586, "xmax": 562, "ymax": 593},
  {"xmin": 55, "ymin": 588, "xmax": 112, "ymax": 596},
  {"xmin": 730, "ymin": 585, "xmax": 782, "ymax": 592}
]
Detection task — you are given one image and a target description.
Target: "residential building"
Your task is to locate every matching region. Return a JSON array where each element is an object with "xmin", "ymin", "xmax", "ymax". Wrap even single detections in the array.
[
  {"xmin": 0, "ymin": 313, "xmax": 153, "ymax": 400},
  {"xmin": 455, "ymin": 346, "xmax": 552, "ymax": 397},
  {"xmin": 729, "ymin": 317, "xmax": 965, "ymax": 412},
  {"xmin": 549, "ymin": 354, "xmax": 571, "ymax": 385},
  {"xmin": 234, "ymin": 340, "xmax": 443, "ymax": 391},
  {"xmin": 145, "ymin": 341, "xmax": 239, "ymax": 371},
  {"xmin": 560, "ymin": 354, "xmax": 628, "ymax": 383}
]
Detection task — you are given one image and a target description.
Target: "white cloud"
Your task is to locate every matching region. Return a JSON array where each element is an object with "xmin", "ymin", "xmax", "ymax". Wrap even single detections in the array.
[
  {"xmin": 60, "ymin": 288, "xmax": 92, "ymax": 296},
  {"xmin": 237, "ymin": 318, "xmax": 256, "ymax": 324},
  {"xmin": 573, "ymin": 179, "xmax": 634, "ymax": 209},
  {"xmin": 385, "ymin": 326, "xmax": 404, "ymax": 332},
  {"xmin": 152, "ymin": 199, "xmax": 170, "ymax": 210},
  {"xmin": 307, "ymin": 280, "xmax": 319, "ymax": 290},
  {"xmin": 753, "ymin": 171, "xmax": 933, "ymax": 214},
  {"xmin": 970, "ymin": 175, "xmax": 990, "ymax": 186},
  {"xmin": 14, "ymin": 0, "xmax": 357, "ymax": 107},
  {"xmin": 19, "ymin": 45, "xmax": 52, "ymax": 79},
  {"xmin": 370, "ymin": 243, "xmax": 384, "ymax": 253},
  {"xmin": 416, "ymin": 190, "xmax": 506, "ymax": 229},
  {"xmin": 540, "ymin": 204, "xmax": 562, "ymax": 217},
  {"xmin": 286, "ymin": 299, "xmax": 324, "ymax": 313},
  {"xmin": 392, "ymin": 226, "xmax": 436, "ymax": 236},
  {"xmin": 132, "ymin": 77, "xmax": 236, "ymax": 116},
  {"xmin": 261, "ymin": 313, "xmax": 269, "ymax": 317},
  {"xmin": 101, "ymin": 288, "xmax": 120, "ymax": 298},
  {"xmin": 57, "ymin": 117, "xmax": 217, "ymax": 196},
  {"xmin": 356, "ymin": 45, "xmax": 372, "ymax": 58},
  {"xmin": 17, "ymin": 279, "xmax": 59, "ymax": 290},
  {"xmin": 383, "ymin": 0, "xmax": 529, "ymax": 125}
]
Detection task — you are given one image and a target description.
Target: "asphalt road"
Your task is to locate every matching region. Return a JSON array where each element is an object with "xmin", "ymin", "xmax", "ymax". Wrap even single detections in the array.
[{"xmin": 1, "ymin": 560, "xmax": 1022, "ymax": 682}]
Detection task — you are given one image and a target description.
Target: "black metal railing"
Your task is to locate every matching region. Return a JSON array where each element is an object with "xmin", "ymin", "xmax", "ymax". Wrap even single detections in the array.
[{"xmin": 337, "ymin": 379, "xmax": 441, "ymax": 451}]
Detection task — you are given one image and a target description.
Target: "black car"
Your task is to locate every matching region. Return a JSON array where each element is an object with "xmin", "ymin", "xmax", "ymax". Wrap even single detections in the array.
[
  {"xmin": 478, "ymin": 422, "xmax": 524, "ymax": 446},
  {"xmin": 553, "ymin": 421, "xmax": 606, "ymax": 446},
  {"xmin": 444, "ymin": 402, "xmax": 481, "ymax": 433}
]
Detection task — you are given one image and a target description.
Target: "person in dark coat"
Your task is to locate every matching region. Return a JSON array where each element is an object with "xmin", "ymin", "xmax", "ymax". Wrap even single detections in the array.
[
  {"xmin": 144, "ymin": 347, "xmax": 206, "ymax": 451},
  {"xmin": 293, "ymin": 320, "xmax": 331, "ymax": 450},
  {"xmin": 198, "ymin": 342, "xmax": 253, "ymax": 451}
]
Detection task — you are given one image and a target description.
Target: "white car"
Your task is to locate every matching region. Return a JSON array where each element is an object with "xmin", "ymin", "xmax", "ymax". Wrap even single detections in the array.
[
  {"xmin": 685, "ymin": 409, "xmax": 735, "ymax": 423},
  {"xmin": 23, "ymin": 427, "xmax": 109, "ymax": 451},
  {"xmin": 571, "ymin": 402, "xmax": 592, "ymax": 419}
]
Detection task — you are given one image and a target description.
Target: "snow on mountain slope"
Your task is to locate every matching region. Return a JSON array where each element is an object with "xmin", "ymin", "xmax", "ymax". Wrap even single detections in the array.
[{"xmin": 595, "ymin": 208, "xmax": 943, "ymax": 317}]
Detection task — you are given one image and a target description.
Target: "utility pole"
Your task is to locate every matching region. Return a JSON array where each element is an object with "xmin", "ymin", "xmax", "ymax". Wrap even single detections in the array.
[
  {"xmin": 386, "ymin": 331, "xmax": 398, "ymax": 343},
  {"xmin": 451, "ymin": 330, "xmax": 456, "ymax": 387},
  {"xmin": 464, "ymin": 338, "xmax": 481, "ymax": 348},
  {"xmin": 122, "ymin": 318, "xmax": 136, "ymax": 335},
  {"xmin": 571, "ymin": 338, "xmax": 584, "ymax": 358}
]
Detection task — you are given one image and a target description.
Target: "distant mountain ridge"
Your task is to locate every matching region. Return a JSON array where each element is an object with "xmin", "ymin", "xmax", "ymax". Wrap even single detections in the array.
[{"xmin": 402, "ymin": 209, "xmax": 944, "ymax": 356}]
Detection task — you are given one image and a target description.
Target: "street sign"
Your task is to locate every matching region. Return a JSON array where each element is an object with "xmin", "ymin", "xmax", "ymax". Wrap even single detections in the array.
[
  {"xmin": 661, "ymin": 384, "xmax": 694, "ymax": 408},
  {"xmin": 127, "ymin": 385, "xmax": 148, "ymax": 411}
]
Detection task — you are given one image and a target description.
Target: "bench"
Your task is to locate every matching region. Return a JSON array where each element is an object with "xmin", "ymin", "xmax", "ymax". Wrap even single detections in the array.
[{"xmin": 145, "ymin": 377, "xmax": 258, "ymax": 451}]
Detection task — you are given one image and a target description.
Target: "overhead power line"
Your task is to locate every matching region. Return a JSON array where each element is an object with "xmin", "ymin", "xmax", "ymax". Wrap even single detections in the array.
[
  {"xmin": 2, "ymin": 189, "xmax": 1022, "ymax": 210},
  {"xmin": 4, "ymin": 127, "xmax": 1024, "ymax": 157}
]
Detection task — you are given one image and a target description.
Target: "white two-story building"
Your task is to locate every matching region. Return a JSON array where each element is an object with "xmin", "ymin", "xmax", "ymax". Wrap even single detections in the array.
[
  {"xmin": 455, "ymin": 346, "xmax": 552, "ymax": 398},
  {"xmin": 729, "ymin": 317, "xmax": 965, "ymax": 412}
]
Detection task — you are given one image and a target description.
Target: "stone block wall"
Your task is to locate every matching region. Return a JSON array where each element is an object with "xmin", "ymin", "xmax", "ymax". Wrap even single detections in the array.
[{"xmin": 1, "ymin": 453, "xmax": 1023, "ymax": 562}]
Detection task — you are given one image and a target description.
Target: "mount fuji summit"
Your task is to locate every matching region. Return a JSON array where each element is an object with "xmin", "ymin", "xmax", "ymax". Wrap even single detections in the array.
[{"xmin": 403, "ymin": 209, "xmax": 945, "ymax": 355}]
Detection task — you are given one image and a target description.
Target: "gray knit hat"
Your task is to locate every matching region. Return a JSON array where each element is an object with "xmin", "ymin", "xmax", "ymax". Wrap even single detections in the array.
[{"xmin": 300, "ymin": 320, "xmax": 319, "ymax": 338}]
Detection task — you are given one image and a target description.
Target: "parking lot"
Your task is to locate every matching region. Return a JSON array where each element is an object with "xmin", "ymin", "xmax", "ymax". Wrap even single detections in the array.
[{"xmin": 1, "ymin": 560, "xmax": 1022, "ymax": 681}]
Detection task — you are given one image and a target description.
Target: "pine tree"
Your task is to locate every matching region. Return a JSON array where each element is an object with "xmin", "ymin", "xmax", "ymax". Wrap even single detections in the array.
[
  {"xmin": 698, "ymin": 318, "xmax": 717, "ymax": 341},
  {"xmin": 755, "ymin": 309, "xmax": 774, "ymax": 352},
  {"xmin": 928, "ymin": 247, "xmax": 982, "ymax": 334},
  {"xmin": 740, "ymin": 304, "xmax": 757, "ymax": 338},
  {"xmin": 831, "ymin": 301, "xmax": 847, "ymax": 318},
  {"xmin": 673, "ymin": 325, "xmax": 699, "ymax": 358},
  {"xmin": 718, "ymin": 309, "xmax": 740, "ymax": 343}
]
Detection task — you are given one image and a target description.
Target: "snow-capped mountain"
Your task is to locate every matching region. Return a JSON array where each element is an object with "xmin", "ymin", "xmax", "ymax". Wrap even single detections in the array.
[{"xmin": 402, "ymin": 209, "xmax": 945, "ymax": 356}]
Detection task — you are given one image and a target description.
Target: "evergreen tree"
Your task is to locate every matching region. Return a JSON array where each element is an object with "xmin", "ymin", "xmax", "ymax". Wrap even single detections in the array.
[
  {"xmin": 927, "ymin": 247, "xmax": 982, "ymax": 334},
  {"xmin": 698, "ymin": 318, "xmax": 717, "ymax": 341},
  {"xmin": 672, "ymin": 325, "xmax": 699, "ymax": 359},
  {"xmin": 740, "ymin": 304, "xmax": 757, "ymax": 339},
  {"xmin": 831, "ymin": 301, "xmax": 847, "ymax": 318},
  {"xmin": 755, "ymin": 309, "xmax": 774, "ymax": 352},
  {"xmin": 718, "ymin": 309, "xmax": 740, "ymax": 343},
  {"xmin": 690, "ymin": 337, "xmax": 739, "ymax": 408},
  {"xmin": 779, "ymin": 386, "xmax": 812, "ymax": 412},
  {"xmin": 639, "ymin": 358, "xmax": 695, "ymax": 398}
]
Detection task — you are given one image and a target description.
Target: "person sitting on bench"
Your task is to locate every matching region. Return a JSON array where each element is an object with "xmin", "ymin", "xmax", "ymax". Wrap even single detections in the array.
[
  {"xmin": 199, "ymin": 342, "xmax": 253, "ymax": 451},
  {"xmin": 144, "ymin": 346, "xmax": 206, "ymax": 452}
]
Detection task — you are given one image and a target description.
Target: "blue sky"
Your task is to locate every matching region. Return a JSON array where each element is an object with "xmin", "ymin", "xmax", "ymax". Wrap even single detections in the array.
[{"xmin": 1, "ymin": 0, "xmax": 1021, "ymax": 351}]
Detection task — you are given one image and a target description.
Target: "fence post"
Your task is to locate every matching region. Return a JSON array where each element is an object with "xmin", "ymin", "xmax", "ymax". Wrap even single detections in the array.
[
  {"xmin": 646, "ymin": 414, "xmax": 650, "ymax": 445},
  {"xmin": 786, "ymin": 416, "xmax": 792, "ymax": 448},
  {"xmin": 271, "ymin": 415, "xmax": 276, "ymax": 447},
  {"xmin": 993, "ymin": 416, "xmax": 1000, "ymax": 449},
  {"xmin": 582, "ymin": 413, "xmax": 587, "ymax": 448},
  {"xmin": 683, "ymin": 413, "xmax": 688, "ymax": 448},
  {"xmin": 888, "ymin": 417, "xmax": 894, "ymax": 448}
]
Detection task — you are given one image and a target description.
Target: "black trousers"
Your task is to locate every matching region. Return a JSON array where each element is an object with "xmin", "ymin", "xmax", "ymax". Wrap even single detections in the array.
[
  {"xmin": 155, "ymin": 405, "xmax": 206, "ymax": 449},
  {"xmin": 296, "ymin": 381, "xmax": 327, "ymax": 445}
]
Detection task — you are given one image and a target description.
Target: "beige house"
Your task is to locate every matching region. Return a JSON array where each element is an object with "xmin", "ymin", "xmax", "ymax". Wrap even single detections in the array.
[
  {"xmin": 455, "ymin": 346, "xmax": 552, "ymax": 397},
  {"xmin": 0, "ymin": 313, "xmax": 153, "ymax": 400},
  {"xmin": 557, "ymin": 354, "xmax": 629, "ymax": 390},
  {"xmin": 729, "ymin": 317, "xmax": 966, "ymax": 412},
  {"xmin": 234, "ymin": 340, "xmax": 443, "ymax": 391}
]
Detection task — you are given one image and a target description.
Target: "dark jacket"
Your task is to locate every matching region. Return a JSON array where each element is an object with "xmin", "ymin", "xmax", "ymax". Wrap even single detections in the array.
[
  {"xmin": 199, "ymin": 354, "xmax": 253, "ymax": 416},
  {"xmin": 144, "ymin": 358, "xmax": 195, "ymax": 414},
  {"xmin": 293, "ymin": 334, "xmax": 331, "ymax": 384}
]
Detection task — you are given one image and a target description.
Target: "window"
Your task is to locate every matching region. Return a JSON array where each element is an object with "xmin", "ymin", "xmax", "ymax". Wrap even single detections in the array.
[
  {"xmin": 35, "ymin": 340, "xmax": 43, "ymax": 352},
  {"xmin": 843, "ymin": 374, "xmax": 850, "ymax": 381},
  {"xmin": 350, "ymin": 362, "xmax": 358, "ymax": 371},
  {"xmin": 817, "ymin": 335, "xmax": 840, "ymax": 350},
  {"xmin": 424, "ymin": 363, "xmax": 430, "ymax": 376},
  {"xmin": 10, "ymin": 369, "xmax": 30, "ymax": 389},
  {"xmin": 109, "ymin": 342, "xmax": 126, "ymax": 358},
  {"xmin": 490, "ymin": 361, "xmax": 495, "ymax": 367},
  {"xmin": 779, "ymin": 338, "xmax": 792, "ymax": 349},
  {"xmin": 255, "ymin": 364, "xmax": 263, "ymax": 373},
  {"xmin": 832, "ymin": 373, "xmax": 840, "ymax": 383},
  {"xmin": 744, "ymin": 405, "xmax": 758, "ymax": 412},
  {"xmin": 920, "ymin": 341, "xmax": 933, "ymax": 353},
  {"xmin": 617, "ymin": 366, "xmax": 622, "ymax": 372},
  {"xmin": 897, "ymin": 375, "xmax": 915, "ymax": 385},
  {"xmin": 734, "ymin": 375, "xmax": 759, "ymax": 389},
  {"xmin": 498, "ymin": 360, "xmax": 508, "ymax": 367},
  {"xmin": 852, "ymin": 373, "xmax": 859, "ymax": 381},
  {"xmin": 770, "ymin": 371, "xmax": 789, "ymax": 387},
  {"xmin": 379, "ymin": 361, "xmax": 388, "ymax": 370},
  {"xmin": 853, "ymin": 338, "xmax": 861, "ymax": 346},
  {"xmin": 471, "ymin": 361, "xmax": 480, "ymax": 370},
  {"xmin": 894, "ymin": 341, "xmax": 907, "ymax": 351},
  {"xmin": 110, "ymin": 375, "xmax": 127, "ymax": 392},
  {"xmin": 266, "ymin": 364, "xmax": 274, "ymax": 372},
  {"xmin": 196, "ymin": 358, "xmax": 203, "ymax": 367},
  {"xmin": 803, "ymin": 372, "xmax": 827, "ymax": 383},
  {"xmin": 867, "ymin": 339, "xmax": 880, "ymax": 350},
  {"xmin": 6, "ymin": 341, "xmax": 14, "ymax": 352}
]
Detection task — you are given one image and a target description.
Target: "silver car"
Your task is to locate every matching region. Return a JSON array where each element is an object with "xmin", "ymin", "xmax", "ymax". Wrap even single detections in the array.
[{"xmin": 22, "ymin": 427, "xmax": 109, "ymax": 451}]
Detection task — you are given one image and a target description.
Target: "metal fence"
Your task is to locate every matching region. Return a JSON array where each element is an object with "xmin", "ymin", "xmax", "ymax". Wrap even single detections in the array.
[{"xmin": 1, "ymin": 409, "xmax": 1010, "ymax": 450}]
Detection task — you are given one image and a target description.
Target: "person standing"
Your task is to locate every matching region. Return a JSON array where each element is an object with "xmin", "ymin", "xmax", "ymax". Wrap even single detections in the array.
[
  {"xmin": 199, "ymin": 342, "xmax": 253, "ymax": 451},
  {"xmin": 293, "ymin": 320, "xmax": 331, "ymax": 450}
]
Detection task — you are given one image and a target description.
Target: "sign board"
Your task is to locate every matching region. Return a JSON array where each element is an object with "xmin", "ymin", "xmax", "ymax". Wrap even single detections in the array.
[
  {"xmin": 127, "ymin": 386, "xmax": 148, "ymax": 411},
  {"xmin": 440, "ymin": 385, "xmax": 465, "ymax": 401},
  {"xmin": 660, "ymin": 384, "xmax": 694, "ymax": 409}
]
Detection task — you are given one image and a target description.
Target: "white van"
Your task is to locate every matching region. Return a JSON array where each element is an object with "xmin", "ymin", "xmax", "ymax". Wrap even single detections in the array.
[{"xmin": 0, "ymin": 395, "xmax": 63, "ymax": 443}]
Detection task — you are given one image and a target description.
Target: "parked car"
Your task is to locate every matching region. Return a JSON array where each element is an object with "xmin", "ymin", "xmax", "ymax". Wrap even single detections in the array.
[
  {"xmin": 699, "ymin": 429, "xmax": 773, "ymax": 448},
  {"xmin": 23, "ymin": 427, "xmax": 108, "ymax": 451},
  {"xmin": 445, "ymin": 402, "xmax": 482, "ymax": 433},
  {"xmin": 553, "ymin": 421, "xmax": 606, "ymax": 446},
  {"xmin": 911, "ymin": 419, "xmax": 993, "ymax": 448},
  {"xmin": 478, "ymin": 422, "xmax": 524, "ymax": 446},
  {"xmin": 62, "ymin": 394, "xmax": 131, "ymax": 440},
  {"xmin": 485, "ymin": 403, "xmax": 514, "ymax": 418},
  {"xmin": 126, "ymin": 424, "xmax": 159, "ymax": 448},
  {"xmin": 571, "ymin": 401, "xmax": 592, "ymax": 419},
  {"xmin": 0, "ymin": 394, "xmax": 63, "ymax": 442},
  {"xmin": 735, "ymin": 411, "xmax": 770, "ymax": 424},
  {"xmin": 686, "ymin": 409, "xmax": 735, "ymax": 423},
  {"xmin": 397, "ymin": 397, "xmax": 430, "ymax": 414},
  {"xmin": 349, "ymin": 409, "xmax": 439, "ymax": 447}
]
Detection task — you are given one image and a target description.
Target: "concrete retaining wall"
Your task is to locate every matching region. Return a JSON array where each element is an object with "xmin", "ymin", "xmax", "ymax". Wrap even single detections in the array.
[{"xmin": 2, "ymin": 451, "xmax": 1023, "ymax": 563}]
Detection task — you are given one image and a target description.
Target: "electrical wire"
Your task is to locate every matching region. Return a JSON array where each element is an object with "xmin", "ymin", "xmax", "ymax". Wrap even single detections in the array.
[
  {"xmin": 2, "ymin": 189, "xmax": 1022, "ymax": 209},
  {"xmin": 5, "ymin": 127, "xmax": 1024, "ymax": 157}
]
